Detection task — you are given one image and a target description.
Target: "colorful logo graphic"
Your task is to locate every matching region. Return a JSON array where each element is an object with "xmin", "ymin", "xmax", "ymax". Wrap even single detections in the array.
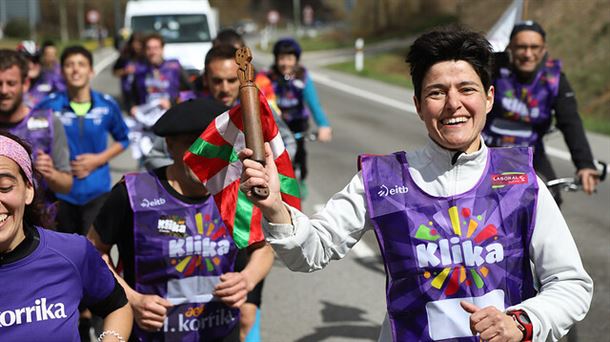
[
  {"xmin": 169, "ymin": 213, "xmax": 230, "ymax": 276},
  {"xmin": 501, "ymin": 85, "xmax": 539, "ymax": 121},
  {"xmin": 491, "ymin": 172, "xmax": 528, "ymax": 188},
  {"xmin": 415, "ymin": 206, "xmax": 503, "ymax": 296},
  {"xmin": 157, "ymin": 215, "xmax": 186, "ymax": 234}
]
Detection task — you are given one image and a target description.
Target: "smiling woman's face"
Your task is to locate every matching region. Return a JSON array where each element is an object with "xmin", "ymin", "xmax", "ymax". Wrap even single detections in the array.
[
  {"xmin": 414, "ymin": 60, "xmax": 494, "ymax": 153},
  {"xmin": 0, "ymin": 156, "xmax": 33, "ymax": 253}
]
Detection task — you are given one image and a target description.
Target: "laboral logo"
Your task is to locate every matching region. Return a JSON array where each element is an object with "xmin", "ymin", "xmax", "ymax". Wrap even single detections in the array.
[
  {"xmin": 377, "ymin": 184, "xmax": 409, "ymax": 197},
  {"xmin": 491, "ymin": 172, "xmax": 528, "ymax": 188},
  {"xmin": 169, "ymin": 213, "xmax": 231, "ymax": 277},
  {"xmin": 414, "ymin": 206, "xmax": 504, "ymax": 295},
  {"xmin": 0, "ymin": 298, "xmax": 67, "ymax": 328}
]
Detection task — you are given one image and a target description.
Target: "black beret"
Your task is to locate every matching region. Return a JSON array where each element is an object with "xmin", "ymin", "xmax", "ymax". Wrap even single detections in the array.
[
  {"xmin": 152, "ymin": 98, "xmax": 229, "ymax": 137},
  {"xmin": 510, "ymin": 20, "xmax": 546, "ymax": 41}
]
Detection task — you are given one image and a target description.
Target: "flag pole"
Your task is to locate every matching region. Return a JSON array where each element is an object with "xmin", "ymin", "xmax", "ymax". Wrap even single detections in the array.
[
  {"xmin": 523, "ymin": 0, "xmax": 529, "ymax": 19},
  {"xmin": 235, "ymin": 47, "xmax": 269, "ymax": 198}
]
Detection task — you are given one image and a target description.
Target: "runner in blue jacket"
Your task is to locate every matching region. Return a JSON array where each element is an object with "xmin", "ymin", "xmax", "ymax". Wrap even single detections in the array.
[{"xmin": 36, "ymin": 45, "xmax": 130, "ymax": 237}]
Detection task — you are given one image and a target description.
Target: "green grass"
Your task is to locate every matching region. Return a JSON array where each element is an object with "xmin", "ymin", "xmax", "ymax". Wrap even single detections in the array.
[
  {"xmin": 326, "ymin": 49, "xmax": 412, "ymax": 89},
  {"xmin": 582, "ymin": 116, "xmax": 610, "ymax": 136}
]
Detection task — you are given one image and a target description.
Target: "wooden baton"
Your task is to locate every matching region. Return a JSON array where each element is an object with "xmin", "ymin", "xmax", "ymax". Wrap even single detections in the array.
[{"xmin": 235, "ymin": 47, "xmax": 269, "ymax": 198}]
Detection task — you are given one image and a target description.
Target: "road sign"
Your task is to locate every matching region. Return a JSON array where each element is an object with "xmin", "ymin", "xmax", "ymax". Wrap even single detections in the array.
[
  {"xmin": 267, "ymin": 10, "xmax": 279, "ymax": 25},
  {"xmin": 87, "ymin": 10, "xmax": 100, "ymax": 24},
  {"xmin": 303, "ymin": 5, "xmax": 314, "ymax": 26}
]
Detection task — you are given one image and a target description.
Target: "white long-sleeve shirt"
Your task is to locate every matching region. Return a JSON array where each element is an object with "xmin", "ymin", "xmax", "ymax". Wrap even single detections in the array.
[{"xmin": 263, "ymin": 138, "xmax": 593, "ymax": 342}]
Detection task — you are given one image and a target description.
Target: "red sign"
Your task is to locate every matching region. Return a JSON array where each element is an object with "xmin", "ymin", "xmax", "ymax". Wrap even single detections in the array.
[
  {"xmin": 87, "ymin": 10, "xmax": 100, "ymax": 24},
  {"xmin": 267, "ymin": 10, "xmax": 279, "ymax": 25},
  {"xmin": 491, "ymin": 173, "xmax": 528, "ymax": 187}
]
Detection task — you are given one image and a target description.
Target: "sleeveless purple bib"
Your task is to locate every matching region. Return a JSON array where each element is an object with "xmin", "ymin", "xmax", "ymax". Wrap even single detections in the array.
[
  {"xmin": 484, "ymin": 59, "xmax": 561, "ymax": 148},
  {"xmin": 268, "ymin": 68, "xmax": 310, "ymax": 125},
  {"xmin": 25, "ymin": 69, "xmax": 66, "ymax": 107},
  {"xmin": 360, "ymin": 147, "xmax": 537, "ymax": 341},
  {"xmin": 6, "ymin": 108, "xmax": 58, "ymax": 218},
  {"xmin": 134, "ymin": 59, "xmax": 182, "ymax": 105},
  {"xmin": 7, "ymin": 108, "xmax": 55, "ymax": 156},
  {"xmin": 125, "ymin": 172, "xmax": 239, "ymax": 341}
]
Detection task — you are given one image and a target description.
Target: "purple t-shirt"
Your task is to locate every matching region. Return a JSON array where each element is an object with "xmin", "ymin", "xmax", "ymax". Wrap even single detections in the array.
[{"xmin": 0, "ymin": 227, "xmax": 116, "ymax": 341}]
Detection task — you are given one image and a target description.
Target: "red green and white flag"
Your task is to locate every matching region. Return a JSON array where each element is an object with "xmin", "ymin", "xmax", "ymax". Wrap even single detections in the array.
[{"xmin": 183, "ymin": 95, "xmax": 301, "ymax": 249}]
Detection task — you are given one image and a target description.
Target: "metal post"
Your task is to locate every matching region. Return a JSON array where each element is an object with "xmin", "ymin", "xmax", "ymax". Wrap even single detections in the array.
[
  {"xmin": 355, "ymin": 38, "xmax": 364, "ymax": 72},
  {"xmin": 59, "ymin": 0, "xmax": 69, "ymax": 42},
  {"xmin": 77, "ymin": 0, "xmax": 84, "ymax": 39},
  {"xmin": 293, "ymin": 0, "xmax": 301, "ymax": 32},
  {"xmin": 28, "ymin": 0, "xmax": 37, "ymax": 40},
  {"xmin": 0, "ymin": 0, "xmax": 6, "ymax": 27},
  {"xmin": 114, "ymin": 0, "xmax": 122, "ymax": 34}
]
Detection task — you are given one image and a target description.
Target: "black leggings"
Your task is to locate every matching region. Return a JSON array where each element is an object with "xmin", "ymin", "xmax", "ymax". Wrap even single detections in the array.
[{"xmin": 56, "ymin": 193, "xmax": 109, "ymax": 236}]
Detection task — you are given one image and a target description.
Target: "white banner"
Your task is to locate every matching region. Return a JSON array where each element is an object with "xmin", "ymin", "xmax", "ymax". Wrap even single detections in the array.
[{"xmin": 487, "ymin": 0, "xmax": 524, "ymax": 52}]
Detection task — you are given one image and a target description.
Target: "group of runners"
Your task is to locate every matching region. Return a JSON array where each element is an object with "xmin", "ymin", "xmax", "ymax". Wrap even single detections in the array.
[{"xmin": 0, "ymin": 20, "xmax": 600, "ymax": 342}]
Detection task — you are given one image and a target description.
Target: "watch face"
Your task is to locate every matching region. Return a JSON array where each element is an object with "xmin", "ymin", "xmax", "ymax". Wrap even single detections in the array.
[{"xmin": 519, "ymin": 312, "xmax": 532, "ymax": 324}]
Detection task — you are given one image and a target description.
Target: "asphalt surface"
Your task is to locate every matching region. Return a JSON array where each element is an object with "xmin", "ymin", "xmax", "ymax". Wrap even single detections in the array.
[{"xmin": 91, "ymin": 43, "xmax": 610, "ymax": 341}]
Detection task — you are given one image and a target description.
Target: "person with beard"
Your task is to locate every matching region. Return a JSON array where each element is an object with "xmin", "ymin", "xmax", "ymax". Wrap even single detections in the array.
[
  {"xmin": 0, "ymin": 49, "xmax": 72, "ymax": 223},
  {"xmin": 141, "ymin": 43, "xmax": 289, "ymax": 342},
  {"xmin": 482, "ymin": 21, "xmax": 599, "ymax": 206},
  {"xmin": 143, "ymin": 44, "xmax": 296, "ymax": 172}
]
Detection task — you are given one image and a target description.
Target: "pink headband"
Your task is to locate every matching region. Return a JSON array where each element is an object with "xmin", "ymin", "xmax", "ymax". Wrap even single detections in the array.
[{"xmin": 0, "ymin": 136, "xmax": 33, "ymax": 185}]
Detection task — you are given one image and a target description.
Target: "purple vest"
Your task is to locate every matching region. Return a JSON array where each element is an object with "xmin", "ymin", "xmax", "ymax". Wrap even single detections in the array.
[
  {"xmin": 25, "ymin": 68, "xmax": 66, "ymax": 107},
  {"xmin": 6, "ymin": 108, "xmax": 55, "ymax": 156},
  {"xmin": 484, "ymin": 59, "xmax": 561, "ymax": 148},
  {"xmin": 134, "ymin": 59, "xmax": 182, "ymax": 105},
  {"xmin": 120, "ymin": 61, "xmax": 137, "ymax": 95},
  {"xmin": 268, "ymin": 67, "xmax": 310, "ymax": 125},
  {"xmin": 360, "ymin": 148, "xmax": 537, "ymax": 341},
  {"xmin": 6, "ymin": 109, "xmax": 58, "ymax": 218},
  {"xmin": 125, "ymin": 172, "xmax": 239, "ymax": 341}
]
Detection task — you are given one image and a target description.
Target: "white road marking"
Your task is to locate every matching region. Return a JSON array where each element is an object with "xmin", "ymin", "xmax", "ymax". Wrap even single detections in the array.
[
  {"xmin": 310, "ymin": 70, "xmax": 572, "ymax": 163},
  {"xmin": 94, "ymin": 50, "xmax": 119, "ymax": 75},
  {"xmin": 309, "ymin": 71, "xmax": 418, "ymax": 115}
]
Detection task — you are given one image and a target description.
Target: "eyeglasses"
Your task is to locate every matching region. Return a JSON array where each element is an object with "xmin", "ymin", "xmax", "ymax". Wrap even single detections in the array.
[{"xmin": 513, "ymin": 44, "xmax": 545, "ymax": 53}]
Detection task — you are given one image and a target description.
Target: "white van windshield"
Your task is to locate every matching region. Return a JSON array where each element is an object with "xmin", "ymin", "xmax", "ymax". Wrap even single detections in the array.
[{"xmin": 132, "ymin": 14, "xmax": 211, "ymax": 43}]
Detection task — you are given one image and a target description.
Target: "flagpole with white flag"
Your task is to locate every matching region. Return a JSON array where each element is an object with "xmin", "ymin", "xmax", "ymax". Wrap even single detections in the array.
[{"xmin": 486, "ymin": 0, "xmax": 524, "ymax": 52}]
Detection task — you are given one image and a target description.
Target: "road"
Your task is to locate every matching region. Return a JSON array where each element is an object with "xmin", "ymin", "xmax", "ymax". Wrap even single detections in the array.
[{"xmin": 92, "ymin": 45, "xmax": 609, "ymax": 341}]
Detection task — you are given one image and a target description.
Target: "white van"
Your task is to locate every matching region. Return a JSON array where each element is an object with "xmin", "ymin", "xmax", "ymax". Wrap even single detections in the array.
[{"xmin": 124, "ymin": 0, "xmax": 219, "ymax": 76}]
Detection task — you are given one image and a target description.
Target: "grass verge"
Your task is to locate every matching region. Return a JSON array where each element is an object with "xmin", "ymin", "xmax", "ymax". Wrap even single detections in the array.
[{"xmin": 326, "ymin": 49, "xmax": 412, "ymax": 89}]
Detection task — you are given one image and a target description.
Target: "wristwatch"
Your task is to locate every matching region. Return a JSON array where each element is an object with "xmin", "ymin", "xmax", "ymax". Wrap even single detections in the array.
[{"xmin": 507, "ymin": 309, "xmax": 533, "ymax": 341}]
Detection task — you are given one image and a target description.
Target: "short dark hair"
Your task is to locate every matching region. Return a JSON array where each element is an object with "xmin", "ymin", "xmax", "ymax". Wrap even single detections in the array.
[
  {"xmin": 0, "ymin": 130, "xmax": 52, "ymax": 228},
  {"xmin": 0, "ymin": 49, "xmax": 29, "ymax": 81},
  {"xmin": 40, "ymin": 40, "xmax": 57, "ymax": 52},
  {"xmin": 510, "ymin": 21, "xmax": 546, "ymax": 41},
  {"xmin": 204, "ymin": 44, "xmax": 237, "ymax": 68},
  {"xmin": 60, "ymin": 45, "xmax": 93, "ymax": 67},
  {"xmin": 272, "ymin": 38, "xmax": 301, "ymax": 60},
  {"xmin": 406, "ymin": 27, "xmax": 493, "ymax": 100},
  {"xmin": 144, "ymin": 32, "xmax": 165, "ymax": 47},
  {"xmin": 213, "ymin": 29, "xmax": 245, "ymax": 49}
]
